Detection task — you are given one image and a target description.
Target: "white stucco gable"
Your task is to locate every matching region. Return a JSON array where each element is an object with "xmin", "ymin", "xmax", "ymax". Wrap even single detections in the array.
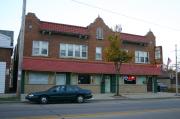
[{"xmin": 0, "ymin": 33, "xmax": 13, "ymax": 48}]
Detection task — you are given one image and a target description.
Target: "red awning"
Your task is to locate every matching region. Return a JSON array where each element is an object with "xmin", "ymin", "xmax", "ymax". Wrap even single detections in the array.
[{"xmin": 23, "ymin": 57, "xmax": 160, "ymax": 75}]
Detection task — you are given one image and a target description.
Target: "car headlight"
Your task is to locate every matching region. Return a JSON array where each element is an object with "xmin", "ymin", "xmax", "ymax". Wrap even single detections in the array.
[{"xmin": 28, "ymin": 94, "xmax": 34, "ymax": 97}]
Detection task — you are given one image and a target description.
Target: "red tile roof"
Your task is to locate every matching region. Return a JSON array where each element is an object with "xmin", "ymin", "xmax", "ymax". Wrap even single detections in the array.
[
  {"xmin": 23, "ymin": 57, "xmax": 160, "ymax": 75},
  {"xmin": 40, "ymin": 21, "xmax": 88, "ymax": 35},
  {"xmin": 121, "ymin": 33, "xmax": 147, "ymax": 43},
  {"xmin": 40, "ymin": 21, "xmax": 147, "ymax": 43}
]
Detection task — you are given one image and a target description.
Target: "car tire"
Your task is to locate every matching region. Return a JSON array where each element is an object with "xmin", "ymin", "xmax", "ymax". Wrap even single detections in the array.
[
  {"xmin": 40, "ymin": 96, "xmax": 48, "ymax": 104},
  {"xmin": 77, "ymin": 95, "xmax": 84, "ymax": 103}
]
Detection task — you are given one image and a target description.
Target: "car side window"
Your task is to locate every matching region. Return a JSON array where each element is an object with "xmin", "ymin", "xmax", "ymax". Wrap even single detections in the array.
[
  {"xmin": 59, "ymin": 86, "xmax": 65, "ymax": 92},
  {"xmin": 66, "ymin": 86, "xmax": 79, "ymax": 92},
  {"xmin": 49, "ymin": 86, "xmax": 58, "ymax": 92}
]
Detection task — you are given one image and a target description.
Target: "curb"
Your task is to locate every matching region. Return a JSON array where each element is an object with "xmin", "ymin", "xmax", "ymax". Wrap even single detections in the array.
[
  {"xmin": 0, "ymin": 101, "xmax": 22, "ymax": 104},
  {"xmin": 1, "ymin": 97, "xmax": 180, "ymax": 104},
  {"xmin": 91, "ymin": 96, "xmax": 180, "ymax": 102}
]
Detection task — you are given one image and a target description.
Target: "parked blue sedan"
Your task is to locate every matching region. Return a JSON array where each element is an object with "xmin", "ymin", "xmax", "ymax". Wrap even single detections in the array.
[{"xmin": 26, "ymin": 85, "xmax": 93, "ymax": 104}]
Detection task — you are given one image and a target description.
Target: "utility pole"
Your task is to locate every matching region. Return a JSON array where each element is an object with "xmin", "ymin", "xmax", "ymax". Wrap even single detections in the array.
[
  {"xmin": 175, "ymin": 44, "xmax": 179, "ymax": 96},
  {"xmin": 17, "ymin": 0, "xmax": 26, "ymax": 97}
]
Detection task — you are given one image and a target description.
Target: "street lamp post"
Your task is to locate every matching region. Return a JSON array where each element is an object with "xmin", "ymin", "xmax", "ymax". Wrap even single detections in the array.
[{"xmin": 175, "ymin": 44, "xmax": 179, "ymax": 96}]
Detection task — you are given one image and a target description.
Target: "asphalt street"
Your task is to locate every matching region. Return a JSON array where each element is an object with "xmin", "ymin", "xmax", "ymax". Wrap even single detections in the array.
[{"xmin": 0, "ymin": 99, "xmax": 180, "ymax": 119}]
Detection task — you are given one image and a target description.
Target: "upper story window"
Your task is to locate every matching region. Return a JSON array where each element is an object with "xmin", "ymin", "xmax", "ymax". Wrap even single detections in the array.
[
  {"xmin": 96, "ymin": 47, "xmax": 102, "ymax": 60},
  {"xmin": 60, "ymin": 43, "xmax": 88, "ymax": 59},
  {"xmin": 32, "ymin": 41, "xmax": 48, "ymax": 56},
  {"xmin": 68, "ymin": 44, "xmax": 73, "ymax": 57},
  {"xmin": 81, "ymin": 45, "xmax": 88, "ymax": 58},
  {"xmin": 75, "ymin": 45, "xmax": 80, "ymax": 57},
  {"xmin": 155, "ymin": 47, "xmax": 161, "ymax": 59},
  {"xmin": 60, "ymin": 44, "xmax": 66, "ymax": 57},
  {"xmin": 135, "ymin": 51, "xmax": 149, "ymax": 64},
  {"xmin": 96, "ymin": 27, "xmax": 103, "ymax": 40}
]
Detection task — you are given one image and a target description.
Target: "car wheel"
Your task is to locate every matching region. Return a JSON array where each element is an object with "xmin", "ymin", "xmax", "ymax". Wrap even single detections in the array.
[
  {"xmin": 40, "ymin": 96, "xmax": 48, "ymax": 104},
  {"xmin": 77, "ymin": 95, "xmax": 84, "ymax": 103}
]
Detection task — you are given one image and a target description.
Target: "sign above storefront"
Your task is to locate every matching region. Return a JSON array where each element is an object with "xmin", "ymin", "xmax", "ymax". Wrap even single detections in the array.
[{"xmin": 123, "ymin": 75, "xmax": 136, "ymax": 81}]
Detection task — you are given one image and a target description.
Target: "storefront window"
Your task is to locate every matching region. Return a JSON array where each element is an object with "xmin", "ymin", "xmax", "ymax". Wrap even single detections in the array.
[
  {"xmin": 78, "ymin": 74, "xmax": 90, "ymax": 84},
  {"xmin": 93, "ymin": 75, "xmax": 101, "ymax": 85},
  {"xmin": 29, "ymin": 72, "xmax": 48, "ymax": 84},
  {"xmin": 123, "ymin": 75, "xmax": 136, "ymax": 84}
]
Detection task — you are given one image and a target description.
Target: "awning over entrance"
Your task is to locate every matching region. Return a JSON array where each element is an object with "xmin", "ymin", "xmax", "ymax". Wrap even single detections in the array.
[{"xmin": 23, "ymin": 57, "xmax": 161, "ymax": 75}]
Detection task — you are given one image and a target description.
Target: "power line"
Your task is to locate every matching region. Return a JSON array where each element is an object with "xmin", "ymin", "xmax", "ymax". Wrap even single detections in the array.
[{"xmin": 71, "ymin": 0, "xmax": 180, "ymax": 31}]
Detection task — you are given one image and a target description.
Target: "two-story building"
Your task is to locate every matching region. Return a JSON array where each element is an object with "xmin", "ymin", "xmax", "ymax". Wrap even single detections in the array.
[
  {"xmin": 0, "ymin": 30, "xmax": 14, "ymax": 93},
  {"xmin": 15, "ymin": 13, "xmax": 163, "ymax": 94}
]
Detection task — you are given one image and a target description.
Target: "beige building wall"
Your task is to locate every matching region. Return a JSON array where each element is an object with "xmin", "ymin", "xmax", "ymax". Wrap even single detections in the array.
[
  {"xmin": 119, "ymin": 84, "xmax": 147, "ymax": 93},
  {"xmin": 79, "ymin": 84, "xmax": 100, "ymax": 93},
  {"xmin": 24, "ymin": 84, "xmax": 54, "ymax": 93}
]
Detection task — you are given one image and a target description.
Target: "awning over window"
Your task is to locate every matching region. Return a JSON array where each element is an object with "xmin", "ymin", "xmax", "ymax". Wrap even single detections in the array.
[{"xmin": 23, "ymin": 57, "xmax": 160, "ymax": 75}]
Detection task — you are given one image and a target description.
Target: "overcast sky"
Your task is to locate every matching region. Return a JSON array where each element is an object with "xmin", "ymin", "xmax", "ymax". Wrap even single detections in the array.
[{"xmin": 0, "ymin": 0, "xmax": 180, "ymax": 66}]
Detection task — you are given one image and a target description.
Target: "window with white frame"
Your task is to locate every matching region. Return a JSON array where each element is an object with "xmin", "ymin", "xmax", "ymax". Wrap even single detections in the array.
[
  {"xmin": 135, "ymin": 51, "xmax": 149, "ymax": 64},
  {"xmin": 96, "ymin": 27, "xmax": 103, "ymax": 40},
  {"xmin": 60, "ymin": 44, "xmax": 88, "ymax": 59},
  {"xmin": 96, "ymin": 47, "xmax": 102, "ymax": 60},
  {"xmin": 29, "ymin": 72, "xmax": 48, "ymax": 84},
  {"xmin": 81, "ymin": 45, "xmax": 87, "ymax": 58},
  {"xmin": 75, "ymin": 45, "xmax": 80, "ymax": 57},
  {"xmin": 32, "ymin": 41, "xmax": 48, "ymax": 56},
  {"xmin": 68, "ymin": 44, "xmax": 73, "ymax": 57},
  {"xmin": 60, "ymin": 44, "xmax": 66, "ymax": 56},
  {"xmin": 155, "ymin": 47, "xmax": 161, "ymax": 59}
]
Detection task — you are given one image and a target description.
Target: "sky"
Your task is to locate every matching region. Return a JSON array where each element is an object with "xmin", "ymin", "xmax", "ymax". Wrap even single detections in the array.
[{"xmin": 0, "ymin": 0, "xmax": 180, "ymax": 66}]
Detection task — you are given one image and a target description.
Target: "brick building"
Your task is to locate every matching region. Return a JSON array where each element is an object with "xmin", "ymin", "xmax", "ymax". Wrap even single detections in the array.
[
  {"xmin": 15, "ymin": 13, "xmax": 163, "ymax": 94},
  {"xmin": 0, "ymin": 30, "xmax": 14, "ymax": 93}
]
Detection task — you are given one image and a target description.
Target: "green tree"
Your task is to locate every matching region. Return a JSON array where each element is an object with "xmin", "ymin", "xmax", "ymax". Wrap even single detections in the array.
[{"xmin": 105, "ymin": 34, "xmax": 132, "ymax": 95}]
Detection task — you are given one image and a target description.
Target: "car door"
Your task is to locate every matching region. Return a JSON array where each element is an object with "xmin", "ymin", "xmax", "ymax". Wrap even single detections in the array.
[
  {"xmin": 48, "ymin": 86, "xmax": 61, "ymax": 101},
  {"xmin": 55, "ymin": 85, "xmax": 67, "ymax": 101},
  {"xmin": 48, "ymin": 86, "xmax": 66, "ymax": 101},
  {"xmin": 65, "ymin": 85, "xmax": 78, "ymax": 100}
]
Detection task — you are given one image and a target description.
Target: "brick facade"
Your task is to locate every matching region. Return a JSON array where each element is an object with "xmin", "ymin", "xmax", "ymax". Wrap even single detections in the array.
[
  {"xmin": 18, "ymin": 13, "xmax": 163, "ymax": 94},
  {"xmin": 24, "ymin": 13, "xmax": 162, "ymax": 64}
]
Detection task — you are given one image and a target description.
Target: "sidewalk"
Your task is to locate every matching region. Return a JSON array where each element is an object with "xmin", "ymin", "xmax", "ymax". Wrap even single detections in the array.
[
  {"xmin": 0, "ymin": 92, "xmax": 180, "ymax": 103},
  {"xmin": 0, "ymin": 93, "xmax": 20, "ymax": 103},
  {"xmin": 92, "ymin": 92, "xmax": 180, "ymax": 101}
]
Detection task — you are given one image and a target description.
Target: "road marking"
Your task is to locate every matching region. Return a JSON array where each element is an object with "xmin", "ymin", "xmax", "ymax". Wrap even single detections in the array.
[
  {"xmin": 16, "ymin": 108, "xmax": 180, "ymax": 119},
  {"xmin": 64, "ymin": 108, "xmax": 180, "ymax": 118}
]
